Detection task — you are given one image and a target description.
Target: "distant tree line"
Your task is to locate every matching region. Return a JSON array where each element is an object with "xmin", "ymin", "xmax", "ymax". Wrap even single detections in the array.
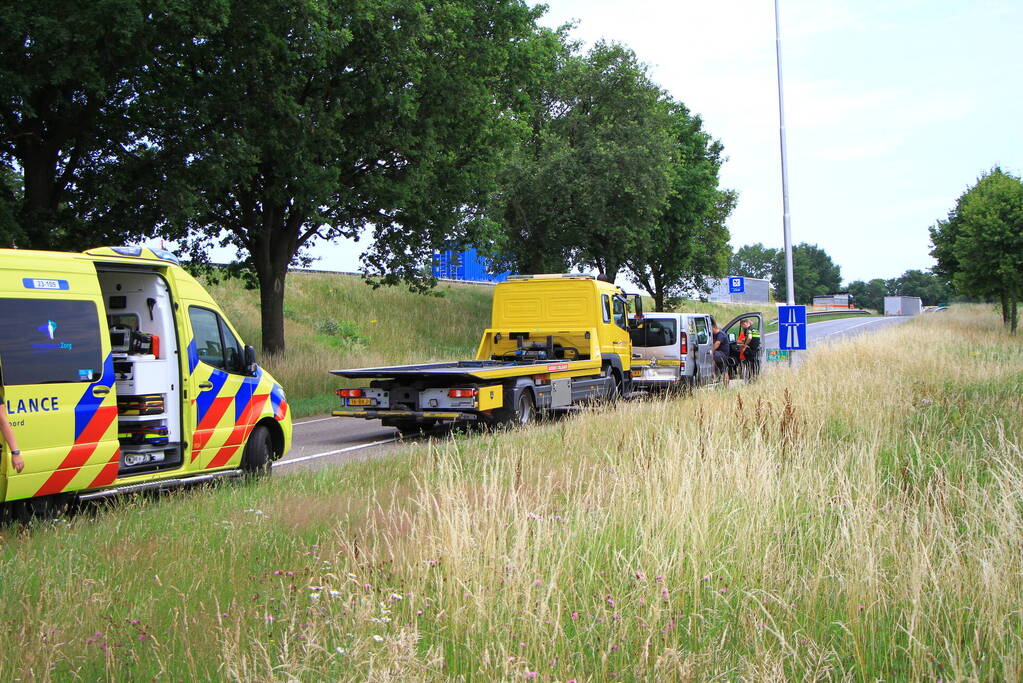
[
  {"xmin": 728, "ymin": 242, "xmax": 842, "ymax": 305},
  {"xmin": 728, "ymin": 241, "xmax": 950, "ymax": 312},
  {"xmin": 930, "ymin": 167, "xmax": 1022, "ymax": 333},
  {"xmin": 0, "ymin": 1, "xmax": 734, "ymax": 352}
]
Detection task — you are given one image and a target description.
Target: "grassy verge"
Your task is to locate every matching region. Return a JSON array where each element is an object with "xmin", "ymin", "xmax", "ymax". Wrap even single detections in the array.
[
  {"xmin": 208, "ymin": 273, "xmax": 494, "ymax": 417},
  {"xmin": 3, "ymin": 306, "xmax": 1018, "ymax": 680}
]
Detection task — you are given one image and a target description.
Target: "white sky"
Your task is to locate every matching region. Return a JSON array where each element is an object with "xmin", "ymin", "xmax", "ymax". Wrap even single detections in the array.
[{"xmin": 202, "ymin": 0, "xmax": 1022, "ymax": 285}]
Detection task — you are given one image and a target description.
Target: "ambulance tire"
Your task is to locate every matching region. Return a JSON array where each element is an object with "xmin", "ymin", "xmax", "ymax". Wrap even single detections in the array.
[
  {"xmin": 7, "ymin": 493, "xmax": 72, "ymax": 524},
  {"xmin": 241, "ymin": 424, "xmax": 274, "ymax": 476}
]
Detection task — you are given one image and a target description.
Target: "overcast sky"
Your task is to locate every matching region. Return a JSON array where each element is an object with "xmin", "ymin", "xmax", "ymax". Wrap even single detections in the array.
[
  {"xmin": 536, "ymin": 0, "xmax": 1022, "ymax": 282},
  {"xmin": 202, "ymin": 0, "xmax": 1022, "ymax": 285}
]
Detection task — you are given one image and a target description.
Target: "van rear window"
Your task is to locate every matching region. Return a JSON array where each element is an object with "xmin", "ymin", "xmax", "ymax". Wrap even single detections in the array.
[
  {"xmin": 0, "ymin": 298, "xmax": 103, "ymax": 385},
  {"xmin": 629, "ymin": 318, "xmax": 677, "ymax": 348}
]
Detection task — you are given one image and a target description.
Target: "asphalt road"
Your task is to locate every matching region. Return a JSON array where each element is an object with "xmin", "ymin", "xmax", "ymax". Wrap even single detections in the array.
[{"xmin": 273, "ymin": 314, "xmax": 912, "ymax": 473}]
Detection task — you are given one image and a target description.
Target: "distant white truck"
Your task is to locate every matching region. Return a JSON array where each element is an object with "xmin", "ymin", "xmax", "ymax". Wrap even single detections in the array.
[
  {"xmin": 884, "ymin": 296, "xmax": 923, "ymax": 316},
  {"xmin": 629, "ymin": 312, "xmax": 764, "ymax": 390}
]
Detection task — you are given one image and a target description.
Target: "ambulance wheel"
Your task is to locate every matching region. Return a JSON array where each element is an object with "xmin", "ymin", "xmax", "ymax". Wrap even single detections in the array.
[
  {"xmin": 242, "ymin": 424, "xmax": 273, "ymax": 476},
  {"xmin": 8, "ymin": 493, "xmax": 72, "ymax": 524}
]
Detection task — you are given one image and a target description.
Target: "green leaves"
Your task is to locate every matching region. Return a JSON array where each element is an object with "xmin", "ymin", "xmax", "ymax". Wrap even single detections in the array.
[
  {"xmin": 930, "ymin": 167, "xmax": 1023, "ymax": 330},
  {"xmin": 491, "ymin": 40, "xmax": 675, "ymax": 281}
]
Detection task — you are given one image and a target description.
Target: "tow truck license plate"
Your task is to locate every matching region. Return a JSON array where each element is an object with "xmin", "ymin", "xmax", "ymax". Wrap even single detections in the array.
[{"xmin": 347, "ymin": 398, "xmax": 374, "ymax": 406}]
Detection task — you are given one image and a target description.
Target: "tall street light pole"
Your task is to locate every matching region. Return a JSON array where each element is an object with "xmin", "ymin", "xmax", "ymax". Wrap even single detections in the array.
[{"xmin": 774, "ymin": 0, "xmax": 795, "ymax": 307}]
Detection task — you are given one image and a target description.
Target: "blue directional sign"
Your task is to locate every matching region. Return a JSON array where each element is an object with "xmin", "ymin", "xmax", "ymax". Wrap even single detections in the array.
[
  {"xmin": 778, "ymin": 305, "xmax": 807, "ymax": 350},
  {"xmin": 728, "ymin": 276, "xmax": 745, "ymax": 294}
]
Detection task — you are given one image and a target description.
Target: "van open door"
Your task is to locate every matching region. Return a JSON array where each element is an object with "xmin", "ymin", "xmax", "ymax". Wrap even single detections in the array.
[{"xmin": 722, "ymin": 312, "xmax": 765, "ymax": 381}]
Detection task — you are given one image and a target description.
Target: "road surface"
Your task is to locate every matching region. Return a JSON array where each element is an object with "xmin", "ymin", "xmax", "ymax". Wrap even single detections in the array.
[
  {"xmin": 763, "ymin": 314, "xmax": 909, "ymax": 351},
  {"xmin": 274, "ymin": 314, "xmax": 912, "ymax": 473}
]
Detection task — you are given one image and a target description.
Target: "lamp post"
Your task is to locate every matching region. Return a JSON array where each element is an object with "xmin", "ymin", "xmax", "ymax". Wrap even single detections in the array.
[{"xmin": 774, "ymin": 0, "xmax": 795, "ymax": 308}]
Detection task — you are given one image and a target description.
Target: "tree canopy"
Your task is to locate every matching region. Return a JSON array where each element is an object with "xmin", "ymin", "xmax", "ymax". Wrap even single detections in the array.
[
  {"xmin": 728, "ymin": 243, "xmax": 777, "ymax": 280},
  {"xmin": 770, "ymin": 243, "xmax": 841, "ymax": 304},
  {"xmin": 146, "ymin": 0, "xmax": 546, "ymax": 353},
  {"xmin": 625, "ymin": 102, "xmax": 733, "ymax": 310},
  {"xmin": 930, "ymin": 167, "xmax": 1023, "ymax": 332},
  {"xmin": 491, "ymin": 41, "xmax": 675, "ymax": 282},
  {"xmin": 0, "ymin": 0, "xmax": 228, "ymax": 249}
]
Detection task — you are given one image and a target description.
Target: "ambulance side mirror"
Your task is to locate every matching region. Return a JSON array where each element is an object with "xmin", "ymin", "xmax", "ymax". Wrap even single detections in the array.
[{"xmin": 244, "ymin": 345, "xmax": 258, "ymax": 375}]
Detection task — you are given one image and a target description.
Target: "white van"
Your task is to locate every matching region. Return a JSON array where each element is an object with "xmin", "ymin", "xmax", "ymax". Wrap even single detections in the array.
[{"xmin": 629, "ymin": 312, "xmax": 764, "ymax": 390}]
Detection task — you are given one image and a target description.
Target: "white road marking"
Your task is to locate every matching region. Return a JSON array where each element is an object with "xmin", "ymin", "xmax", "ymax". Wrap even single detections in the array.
[
  {"xmin": 273, "ymin": 437, "xmax": 399, "ymax": 468},
  {"xmin": 823, "ymin": 318, "xmax": 892, "ymax": 337},
  {"xmin": 293, "ymin": 416, "xmax": 339, "ymax": 426}
]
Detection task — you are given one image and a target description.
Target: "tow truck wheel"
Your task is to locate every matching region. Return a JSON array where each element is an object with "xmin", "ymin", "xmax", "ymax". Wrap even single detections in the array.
[
  {"xmin": 515, "ymin": 391, "xmax": 534, "ymax": 426},
  {"xmin": 603, "ymin": 365, "xmax": 622, "ymax": 402},
  {"xmin": 241, "ymin": 424, "xmax": 273, "ymax": 476}
]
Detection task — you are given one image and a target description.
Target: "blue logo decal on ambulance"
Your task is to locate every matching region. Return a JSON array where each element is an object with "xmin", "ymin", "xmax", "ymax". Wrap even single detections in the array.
[{"xmin": 38, "ymin": 320, "xmax": 57, "ymax": 339}]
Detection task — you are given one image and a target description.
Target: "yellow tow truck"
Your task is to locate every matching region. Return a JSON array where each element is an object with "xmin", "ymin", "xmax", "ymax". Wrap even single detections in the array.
[{"xmin": 331, "ymin": 274, "xmax": 640, "ymax": 432}]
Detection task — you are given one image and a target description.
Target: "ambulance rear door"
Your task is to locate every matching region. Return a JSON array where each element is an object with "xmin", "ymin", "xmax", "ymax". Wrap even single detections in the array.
[{"xmin": 0, "ymin": 261, "xmax": 120, "ymax": 501}]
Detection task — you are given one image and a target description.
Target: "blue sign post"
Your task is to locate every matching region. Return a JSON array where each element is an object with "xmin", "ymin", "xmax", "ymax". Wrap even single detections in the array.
[
  {"xmin": 728, "ymin": 276, "xmax": 745, "ymax": 294},
  {"xmin": 778, "ymin": 305, "xmax": 807, "ymax": 350}
]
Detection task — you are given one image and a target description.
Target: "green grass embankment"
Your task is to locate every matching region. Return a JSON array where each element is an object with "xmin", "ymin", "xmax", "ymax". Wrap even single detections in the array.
[
  {"xmin": 1, "ymin": 306, "xmax": 1020, "ymax": 680},
  {"xmin": 208, "ymin": 272, "xmax": 494, "ymax": 416}
]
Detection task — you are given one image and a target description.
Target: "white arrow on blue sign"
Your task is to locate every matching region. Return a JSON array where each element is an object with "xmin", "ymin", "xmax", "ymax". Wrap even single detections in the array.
[
  {"xmin": 778, "ymin": 305, "xmax": 807, "ymax": 350},
  {"xmin": 728, "ymin": 276, "xmax": 745, "ymax": 294}
]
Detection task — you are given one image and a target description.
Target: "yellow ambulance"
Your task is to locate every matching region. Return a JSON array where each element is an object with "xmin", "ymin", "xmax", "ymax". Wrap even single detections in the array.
[{"xmin": 0, "ymin": 246, "xmax": 292, "ymax": 516}]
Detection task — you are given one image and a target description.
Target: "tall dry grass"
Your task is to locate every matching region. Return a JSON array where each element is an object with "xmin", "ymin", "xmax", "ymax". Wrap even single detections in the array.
[{"xmin": 0, "ymin": 306, "xmax": 1019, "ymax": 680}]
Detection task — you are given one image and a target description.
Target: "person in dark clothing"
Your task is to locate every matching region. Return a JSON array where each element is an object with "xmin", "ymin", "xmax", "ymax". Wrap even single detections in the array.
[{"xmin": 711, "ymin": 322, "xmax": 731, "ymax": 387}]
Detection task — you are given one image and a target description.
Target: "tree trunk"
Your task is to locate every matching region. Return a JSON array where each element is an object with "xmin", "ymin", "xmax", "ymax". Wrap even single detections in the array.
[
  {"xmin": 1012, "ymin": 297, "xmax": 1018, "ymax": 335},
  {"xmin": 256, "ymin": 264, "xmax": 288, "ymax": 356},
  {"xmin": 1000, "ymin": 290, "xmax": 1010, "ymax": 326},
  {"xmin": 17, "ymin": 142, "xmax": 61, "ymax": 249}
]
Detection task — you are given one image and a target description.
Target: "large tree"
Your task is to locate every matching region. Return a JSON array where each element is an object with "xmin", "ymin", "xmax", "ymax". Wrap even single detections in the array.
[
  {"xmin": 0, "ymin": 0, "xmax": 228, "ymax": 249},
  {"xmin": 728, "ymin": 243, "xmax": 779, "ymax": 280},
  {"xmin": 931, "ymin": 168, "xmax": 1023, "ymax": 332},
  {"xmin": 492, "ymin": 41, "xmax": 674, "ymax": 281},
  {"xmin": 153, "ymin": 0, "xmax": 545, "ymax": 354},
  {"xmin": 625, "ymin": 102, "xmax": 733, "ymax": 310},
  {"xmin": 771, "ymin": 242, "xmax": 841, "ymax": 304}
]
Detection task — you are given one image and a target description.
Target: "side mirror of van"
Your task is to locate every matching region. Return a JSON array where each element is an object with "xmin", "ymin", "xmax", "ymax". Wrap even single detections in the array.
[
  {"xmin": 244, "ymin": 345, "xmax": 258, "ymax": 375},
  {"xmin": 728, "ymin": 333, "xmax": 736, "ymax": 343}
]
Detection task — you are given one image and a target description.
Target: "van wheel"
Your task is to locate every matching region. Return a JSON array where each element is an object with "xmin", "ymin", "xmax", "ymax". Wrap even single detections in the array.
[{"xmin": 242, "ymin": 424, "xmax": 273, "ymax": 476}]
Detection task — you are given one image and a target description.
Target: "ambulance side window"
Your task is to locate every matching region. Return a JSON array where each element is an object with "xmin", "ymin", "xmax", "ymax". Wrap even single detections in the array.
[
  {"xmin": 189, "ymin": 308, "xmax": 224, "ymax": 369},
  {"xmin": 0, "ymin": 298, "xmax": 103, "ymax": 385},
  {"xmin": 188, "ymin": 307, "xmax": 245, "ymax": 374}
]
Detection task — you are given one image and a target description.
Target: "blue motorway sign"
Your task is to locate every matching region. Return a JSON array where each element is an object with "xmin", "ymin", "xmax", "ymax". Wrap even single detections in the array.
[
  {"xmin": 728, "ymin": 276, "xmax": 745, "ymax": 294},
  {"xmin": 778, "ymin": 305, "xmax": 807, "ymax": 350}
]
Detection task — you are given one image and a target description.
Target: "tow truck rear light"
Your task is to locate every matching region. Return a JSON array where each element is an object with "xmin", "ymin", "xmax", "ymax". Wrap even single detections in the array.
[
  {"xmin": 679, "ymin": 331, "xmax": 688, "ymax": 355},
  {"xmin": 448, "ymin": 388, "xmax": 476, "ymax": 399},
  {"xmin": 336, "ymin": 389, "xmax": 364, "ymax": 398}
]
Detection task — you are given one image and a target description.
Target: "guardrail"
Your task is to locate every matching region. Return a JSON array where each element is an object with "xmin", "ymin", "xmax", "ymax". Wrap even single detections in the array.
[{"xmin": 767, "ymin": 309, "xmax": 871, "ymax": 325}]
